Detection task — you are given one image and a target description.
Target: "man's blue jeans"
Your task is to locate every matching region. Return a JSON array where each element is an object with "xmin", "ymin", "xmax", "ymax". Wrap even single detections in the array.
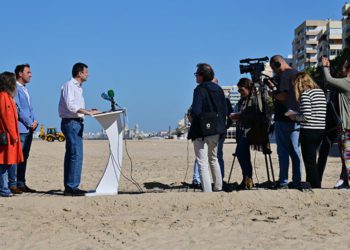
[
  {"xmin": 192, "ymin": 159, "xmax": 200, "ymax": 184},
  {"xmin": 8, "ymin": 132, "xmax": 33, "ymax": 188},
  {"xmin": 274, "ymin": 121, "xmax": 302, "ymax": 186},
  {"xmin": 61, "ymin": 119, "xmax": 84, "ymax": 191},
  {"xmin": 217, "ymin": 136, "xmax": 225, "ymax": 179},
  {"xmin": 0, "ymin": 164, "xmax": 12, "ymax": 196}
]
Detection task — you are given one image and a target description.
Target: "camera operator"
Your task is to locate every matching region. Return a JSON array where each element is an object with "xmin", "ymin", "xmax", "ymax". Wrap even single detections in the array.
[
  {"xmin": 187, "ymin": 63, "xmax": 227, "ymax": 192},
  {"xmin": 266, "ymin": 55, "xmax": 302, "ymax": 189},
  {"xmin": 321, "ymin": 56, "xmax": 350, "ymax": 188},
  {"xmin": 229, "ymin": 78, "xmax": 255, "ymax": 189}
]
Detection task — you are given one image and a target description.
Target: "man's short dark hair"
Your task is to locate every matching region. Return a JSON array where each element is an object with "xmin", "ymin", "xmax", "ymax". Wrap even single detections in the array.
[
  {"xmin": 14, "ymin": 64, "xmax": 30, "ymax": 78},
  {"xmin": 0, "ymin": 71, "xmax": 17, "ymax": 95},
  {"xmin": 72, "ymin": 62, "xmax": 88, "ymax": 78},
  {"xmin": 196, "ymin": 63, "xmax": 215, "ymax": 82}
]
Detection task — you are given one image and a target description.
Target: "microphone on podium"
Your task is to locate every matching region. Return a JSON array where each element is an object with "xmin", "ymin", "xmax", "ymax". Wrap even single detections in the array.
[
  {"xmin": 101, "ymin": 89, "xmax": 117, "ymax": 111},
  {"xmin": 101, "ymin": 92, "xmax": 112, "ymax": 101},
  {"xmin": 107, "ymin": 90, "xmax": 115, "ymax": 99}
]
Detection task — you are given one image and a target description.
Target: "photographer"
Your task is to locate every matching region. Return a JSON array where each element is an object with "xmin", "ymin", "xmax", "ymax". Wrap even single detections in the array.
[
  {"xmin": 321, "ymin": 56, "xmax": 350, "ymax": 188},
  {"xmin": 229, "ymin": 78, "xmax": 254, "ymax": 189},
  {"xmin": 187, "ymin": 63, "xmax": 227, "ymax": 192},
  {"xmin": 267, "ymin": 55, "xmax": 302, "ymax": 189}
]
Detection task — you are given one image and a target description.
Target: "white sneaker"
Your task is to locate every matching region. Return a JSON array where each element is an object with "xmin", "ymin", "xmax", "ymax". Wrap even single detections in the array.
[{"xmin": 334, "ymin": 179, "xmax": 345, "ymax": 189}]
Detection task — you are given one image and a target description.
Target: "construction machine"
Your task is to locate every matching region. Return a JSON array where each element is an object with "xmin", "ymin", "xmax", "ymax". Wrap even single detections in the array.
[{"xmin": 39, "ymin": 125, "xmax": 65, "ymax": 142}]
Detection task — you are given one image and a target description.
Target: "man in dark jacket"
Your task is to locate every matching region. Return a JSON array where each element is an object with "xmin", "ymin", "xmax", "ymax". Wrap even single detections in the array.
[{"xmin": 187, "ymin": 63, "xmax": 227, "ymax": 192}]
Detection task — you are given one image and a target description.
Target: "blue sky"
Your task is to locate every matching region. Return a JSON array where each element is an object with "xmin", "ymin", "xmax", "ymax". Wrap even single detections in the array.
[{"xmin": 0, "ymin": 0, "xmax": 344, "ymax": 132}]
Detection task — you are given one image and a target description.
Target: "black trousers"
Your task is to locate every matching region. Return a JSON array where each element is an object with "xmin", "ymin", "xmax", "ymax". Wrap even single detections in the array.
[
  {"xmin": 316, "ymin": 128, "xmax": 338, "ymax": 183},
  {"xmin": 300, "ymin": 128, "xmax": 324, "ymax": 188}
]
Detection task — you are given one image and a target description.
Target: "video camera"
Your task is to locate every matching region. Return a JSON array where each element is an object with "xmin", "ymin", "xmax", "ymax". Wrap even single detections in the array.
[{"xmin": 239, "ymin": 56, "xmax": 269, "ymax": 83}]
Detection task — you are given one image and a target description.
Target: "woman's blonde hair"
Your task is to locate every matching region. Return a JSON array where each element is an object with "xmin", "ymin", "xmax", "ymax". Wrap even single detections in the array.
[{"xmin": 294, "ymin": 72, "xmax": 319, "ymax": 101}]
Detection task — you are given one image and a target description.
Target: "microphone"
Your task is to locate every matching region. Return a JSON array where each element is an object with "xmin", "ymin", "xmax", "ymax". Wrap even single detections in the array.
[
  {"xmin": 101, "ymin": 89, "xmax": 117, "ymax": 111},
  {"xmin": 101, "ymin": 92, "xmax": 112, "ymax": 101},
  {"xmin": 107, "ymin": 89, "xmax": 115, "ymax": 99}
]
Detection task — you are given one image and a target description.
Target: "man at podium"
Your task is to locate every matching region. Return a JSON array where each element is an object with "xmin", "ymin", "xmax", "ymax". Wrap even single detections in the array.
[{"xmin": 58, "ymin": 62, "xmax": 99, "ymax": 196}]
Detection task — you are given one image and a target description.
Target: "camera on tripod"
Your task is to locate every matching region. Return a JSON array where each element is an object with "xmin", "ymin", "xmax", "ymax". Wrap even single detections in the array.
[{"xmin": 239, "ymin": 56, "xmax": 269, "ymax": 83}]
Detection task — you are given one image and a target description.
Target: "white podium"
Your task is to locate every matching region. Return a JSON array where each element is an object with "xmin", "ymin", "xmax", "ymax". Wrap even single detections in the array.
[{"xmin": 86, "ymin": 109, "xmax": 126, "ymax": 196}]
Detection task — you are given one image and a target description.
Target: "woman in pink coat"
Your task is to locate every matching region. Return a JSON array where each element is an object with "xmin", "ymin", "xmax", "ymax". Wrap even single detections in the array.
[{"xmin": 0, "ymin": 72, "xmax": 24, "ymax": 197}]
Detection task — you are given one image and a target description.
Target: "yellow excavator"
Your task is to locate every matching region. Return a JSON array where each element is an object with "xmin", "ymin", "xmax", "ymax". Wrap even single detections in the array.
[{"xmin": 39, "ymin": 125, "xmax": 65, "ymax": 142}]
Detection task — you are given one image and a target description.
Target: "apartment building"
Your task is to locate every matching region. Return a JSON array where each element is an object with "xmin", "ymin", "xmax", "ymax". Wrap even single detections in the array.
[
  {"xmin": 293, "ymin": 20, "xmax": 328, "ymax": 71},
  {"xmin": 318, "ymin": 20, "xmax": 342, "ymax": 61},
  {"xmin": 342, "ymin": 3, "xmax": 350, "ymax": 48}
]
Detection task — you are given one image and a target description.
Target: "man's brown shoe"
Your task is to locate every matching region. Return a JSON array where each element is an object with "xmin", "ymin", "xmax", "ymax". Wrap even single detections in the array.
[
  {"xmin": 10, "ymin": 186, "xmax": 23, "ymax": 194},
  {"xmin": 18, "ymin": 185, "xmax": 36, "ymax": 193}
]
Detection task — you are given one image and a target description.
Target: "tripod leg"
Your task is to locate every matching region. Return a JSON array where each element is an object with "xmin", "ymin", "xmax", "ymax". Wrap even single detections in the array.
[
  {"xmin": 268, "ymin": 154, "xmax": 276, "ymax": 184},
  {"xmin": 264, "ymin": 154, "xmax": 271, "ymax": 184},
  {"xmin": 227, "ymin": 153, "xmax": 236, "ymax": 184}
]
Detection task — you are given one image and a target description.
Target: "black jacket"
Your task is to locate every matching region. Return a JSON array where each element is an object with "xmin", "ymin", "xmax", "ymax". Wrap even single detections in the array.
[{"xmin": 188, "ymin": 81, "xmax": 227, "ymax": 140}]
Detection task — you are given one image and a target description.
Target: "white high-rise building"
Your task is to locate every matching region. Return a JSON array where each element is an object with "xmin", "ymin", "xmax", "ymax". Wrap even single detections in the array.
[
  {"xmin": 293, "ymin": 20, "xmax": 328, "ymax": 71},
  {"xmin": 229, "ymin": 85, "xmax": 240, "ymax": 109},
  {"xmin": 293, "ymin": 19, "xmax": 343, "ymax": 71}
]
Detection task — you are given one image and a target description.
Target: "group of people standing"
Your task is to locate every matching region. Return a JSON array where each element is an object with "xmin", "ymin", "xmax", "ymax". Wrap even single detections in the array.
[
  {"xmin": 188, "ymin": 54, "xmax": 350, "ymax": 192},
  {"xmin": 0, "ymin": 65, "xmax": 37, "ymax": 197},
  {"xmin": 0, "ymin": 62, "xmax": 99, "ymax": 197}
]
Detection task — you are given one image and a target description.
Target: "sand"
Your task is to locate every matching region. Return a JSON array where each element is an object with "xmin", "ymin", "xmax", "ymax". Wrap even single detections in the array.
[{"xmin": 1, "ymin": 139, "xmax": 350, "ymax": 249}]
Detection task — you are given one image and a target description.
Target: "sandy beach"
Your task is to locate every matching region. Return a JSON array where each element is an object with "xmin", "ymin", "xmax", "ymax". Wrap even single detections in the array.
[{"xmin": 1, "ymin": 139, "xmax": 350, "ymax": 249}]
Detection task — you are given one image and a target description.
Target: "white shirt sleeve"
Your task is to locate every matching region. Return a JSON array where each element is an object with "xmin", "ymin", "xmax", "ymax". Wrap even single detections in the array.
[{"xmin": 62, "ymin": 82, "xmax": 81, "ymax": 113}]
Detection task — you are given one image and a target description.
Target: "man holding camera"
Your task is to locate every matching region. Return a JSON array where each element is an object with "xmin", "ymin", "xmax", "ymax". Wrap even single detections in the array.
[
  {"xmin": 187, "ymin": 63, "xmax": 227, "ymax": 192},
  {"xmin": 267, "ymin": 55, "xmax": 302, "ymax": 189}
]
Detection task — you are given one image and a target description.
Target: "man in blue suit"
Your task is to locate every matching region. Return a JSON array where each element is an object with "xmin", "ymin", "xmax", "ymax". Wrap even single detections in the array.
[{"xmin": 8, "ymin": 64, "xmax": 38, "ymax": 193}]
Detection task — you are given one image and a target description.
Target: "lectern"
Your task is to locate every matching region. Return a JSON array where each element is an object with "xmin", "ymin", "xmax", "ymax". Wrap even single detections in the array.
[{"xmin": 86, "ymin": 109, "xmax": 126, "ymax": 196}]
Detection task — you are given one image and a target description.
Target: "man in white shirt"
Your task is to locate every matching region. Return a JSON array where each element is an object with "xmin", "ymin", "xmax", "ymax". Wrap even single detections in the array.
[{"xmin": 59, "ymin": 62, "xmax": 99, "ymax": 196}]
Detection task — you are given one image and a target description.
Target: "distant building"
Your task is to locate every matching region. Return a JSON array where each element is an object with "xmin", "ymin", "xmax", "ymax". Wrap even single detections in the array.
[
  {"xmin": 220, "ymin": 85, "xmax": 239, "ymax": 109},
  {"xmin": 318, "ymin": 20, "xmax": 342, "ymax": 61},
  {"xmin": 342, "ymin": 3, "xmax": 350, "ymax": 49},
  {"xmin": 292, "ymin": 19, "xmax": 343, "ymax": 71},
  {"xmin": 285, "ymin": 56, "xmax": 294, "ymax": 67},
  {"xmin": 293, "ymin": 20, "xmax": 328, "ymax": 71},
  {"xmin": 228, "ymin": 85, "xmax": 240, "ymax": 109}
]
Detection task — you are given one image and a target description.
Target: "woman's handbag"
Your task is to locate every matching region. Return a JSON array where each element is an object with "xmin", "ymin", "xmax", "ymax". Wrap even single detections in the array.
[{"xmin": 0, "ymin": 131, "xmax": 8, "ymax": 145}]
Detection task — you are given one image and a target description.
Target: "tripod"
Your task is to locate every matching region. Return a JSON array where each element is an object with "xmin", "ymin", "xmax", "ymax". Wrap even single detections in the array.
[{"xmin": 227, "ymin": 132, "xmax": 276, "ymax": 189}]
